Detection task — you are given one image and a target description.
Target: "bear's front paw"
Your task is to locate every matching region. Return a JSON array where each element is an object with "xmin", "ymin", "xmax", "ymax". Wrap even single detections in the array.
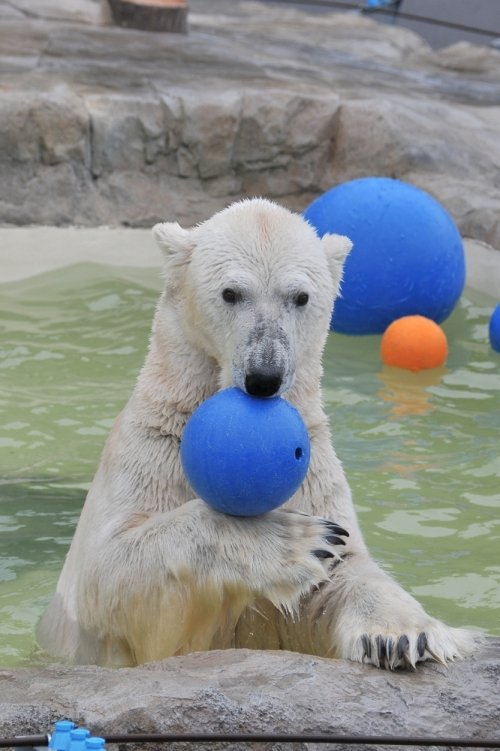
[
  {"xmin": 256, "ymin": 511, "xmax": 350, "ymax": 609},
  {"xmin": 351, "ymin": 621, "xmax": 478, "ymax": 670}
]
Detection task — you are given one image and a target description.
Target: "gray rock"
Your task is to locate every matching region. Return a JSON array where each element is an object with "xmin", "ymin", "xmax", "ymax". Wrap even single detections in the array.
[
  {"xmin": 1, "ymin": 643, "xmax": 499, "ymax": 750},
  {"xmin": 431, "ymin": 41, "xmax": 500, "ymax": 75},
  {"xmin": 0, "ymin": 0, "xmax": 499, "ymax": 246},
  {"xmin": 8, "ymin": 0, "xmax": 105, "ymax": 25}
]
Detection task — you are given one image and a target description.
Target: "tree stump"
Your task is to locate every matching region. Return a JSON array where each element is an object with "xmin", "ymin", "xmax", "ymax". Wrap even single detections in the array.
[{"xmin": 107, "ymin": 0, "xmax": 188, "ymax": 33}]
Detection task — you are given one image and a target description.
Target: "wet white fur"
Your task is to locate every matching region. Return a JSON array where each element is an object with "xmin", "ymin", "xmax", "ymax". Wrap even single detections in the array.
[{"xmin": 36, "ymin": 199, "xmax": 479, "ymax": 668}]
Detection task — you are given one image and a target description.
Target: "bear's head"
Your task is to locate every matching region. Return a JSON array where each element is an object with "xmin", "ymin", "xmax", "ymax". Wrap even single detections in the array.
[{"xmin": 153, "ymin": 198, "xmax": 351, "ymax": 399}]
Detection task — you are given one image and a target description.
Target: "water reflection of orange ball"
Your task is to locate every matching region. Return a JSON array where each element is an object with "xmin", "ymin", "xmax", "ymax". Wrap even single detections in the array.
[{"xmin": 381, "ymin": 315, "xmax": 448, "ymax": 372}]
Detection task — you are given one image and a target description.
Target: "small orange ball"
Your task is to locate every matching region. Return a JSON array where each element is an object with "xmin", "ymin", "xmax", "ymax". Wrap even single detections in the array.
[{"xmin": 381, "ymin": 315, "xmax": 448, "ymax": 372}]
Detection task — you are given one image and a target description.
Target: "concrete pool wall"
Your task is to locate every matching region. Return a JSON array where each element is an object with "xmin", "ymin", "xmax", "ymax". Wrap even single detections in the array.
[{"xmin": 2, "ymin": 228, "xmax": 500, "ymax": 300}]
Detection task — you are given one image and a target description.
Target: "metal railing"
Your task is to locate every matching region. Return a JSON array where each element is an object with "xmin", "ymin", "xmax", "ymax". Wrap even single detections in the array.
[{"xmin": 261, "ymin": 0, "xmax": 500, "ymax": 44}]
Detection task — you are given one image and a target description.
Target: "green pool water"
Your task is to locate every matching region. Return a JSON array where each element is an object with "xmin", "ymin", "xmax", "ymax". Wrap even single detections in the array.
[{"xmin": 1, "ymin": 263, "xmax": 499, "ymax": 667}]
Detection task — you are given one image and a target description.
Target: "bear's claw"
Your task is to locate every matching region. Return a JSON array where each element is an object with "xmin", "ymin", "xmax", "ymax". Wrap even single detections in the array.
[
  {"xmin": 324, "ymin": 520, "xmax": 349, "ymax": 538},
  {"xmin": 313, "ymin": 549, "xmax": 335, "ymax": 559},
  {"xmin": 397, "ymin": 634, "xmax": 410, "ymax": 659},
  {"xmin": 310, "ymin": 519, "xmax": 349, "ymax": 562},
  {"xmin": 417, "ymin": 631, "xmax": 428, "ymax": 657},
  {"xmin": 361, "ymin": 632, "xmax": 416, "ymax": 669},
  {"xmin": 325, "ymin": 534, "xmax": 346, "ymax": 546},
  {"xmin": 360, "ymin": 630, "xmax": 445, "ymax": 670},
  {"xmin": 323, "ymin": 520, "xmax": 349, "ymax": 548}
]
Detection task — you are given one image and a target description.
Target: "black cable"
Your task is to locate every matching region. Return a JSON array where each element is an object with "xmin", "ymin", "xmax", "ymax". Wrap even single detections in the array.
[
  {"xmin": 105, "ymin": 733, "xmax": 500, "ymax": 747},
  {"xmin": 0, "ymin": 739, "xmax": 47, "ymax": 748},
  {"xmin": 2, "ymin": 733, "xmax": 500, "ymax": 748}
]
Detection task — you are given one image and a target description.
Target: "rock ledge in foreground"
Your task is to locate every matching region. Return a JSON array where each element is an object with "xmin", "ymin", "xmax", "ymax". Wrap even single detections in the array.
[{"xmin": 1, "ymin": 641, "xmax": 499, "ymax": 750}]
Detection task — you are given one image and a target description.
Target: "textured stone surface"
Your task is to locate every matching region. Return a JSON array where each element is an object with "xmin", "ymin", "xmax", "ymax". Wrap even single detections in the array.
[
  {"xmin": 1, "ymin": 643, "xmax": 500, "ymax": 749},
  {"xmin": 0, "ymin": 0, "xmax": 499, "ymax": 251}
]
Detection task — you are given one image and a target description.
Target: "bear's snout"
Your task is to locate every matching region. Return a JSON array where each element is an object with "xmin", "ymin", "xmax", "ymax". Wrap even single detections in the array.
[
  {"xmin": 241, "ymin": 320, "xmax": 292, "ymax": 397},
  {"xmin": 245, "ymin": 369, "xmax": 283, "ymax": 398}
]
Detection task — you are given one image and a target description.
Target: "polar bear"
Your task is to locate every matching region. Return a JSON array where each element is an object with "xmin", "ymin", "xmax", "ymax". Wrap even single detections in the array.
[{"xmin": 36, "ymin": 198, "xmax": 477, "ymax": 669}]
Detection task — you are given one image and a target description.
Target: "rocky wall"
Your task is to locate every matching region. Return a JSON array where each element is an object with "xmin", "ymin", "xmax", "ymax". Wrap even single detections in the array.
[{"xmin": 1, "ymin": 0, "xmax": 500, "ymax": 246}]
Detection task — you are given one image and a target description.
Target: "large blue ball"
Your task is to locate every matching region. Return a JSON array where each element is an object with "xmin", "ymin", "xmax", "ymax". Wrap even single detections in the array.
[
  {"xmin": 304, "ymin": 177, "xmax": 466, "ymax": 335},
  {"xmin": 180, "ymin": 388, "xmax": 311, "ymax": 517},
  {"xmin": 489, "ymin": 304, "xmax": 500, "ymax": 353}
]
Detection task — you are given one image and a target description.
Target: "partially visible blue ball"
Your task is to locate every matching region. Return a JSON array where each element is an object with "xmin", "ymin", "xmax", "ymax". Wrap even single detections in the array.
[
  {"xmin": 180, "ymin": 388, "xmax": 310, "ymax": 517},
  {"xmin": 489, "ymin": 304, "xmax": 500, "ymax": 353},
  {"xmin": 304, "ymin": 177, "xmax": 466, "ymax": 335}
]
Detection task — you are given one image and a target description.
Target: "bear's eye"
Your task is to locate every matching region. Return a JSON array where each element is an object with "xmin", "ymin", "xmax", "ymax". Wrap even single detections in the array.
[
  {"xmin": 222, "ymin": 288, "xmax": 238, "ymax": 304},
  {"xmin": 295, "ymin": 292, "xmax": 309, "ymax": 307}
]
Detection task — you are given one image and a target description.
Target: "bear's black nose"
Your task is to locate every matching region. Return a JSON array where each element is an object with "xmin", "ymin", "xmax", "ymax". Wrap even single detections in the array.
[{"xmin": 245, "ymin": 371, "xmax": 282, "ymax": 398}]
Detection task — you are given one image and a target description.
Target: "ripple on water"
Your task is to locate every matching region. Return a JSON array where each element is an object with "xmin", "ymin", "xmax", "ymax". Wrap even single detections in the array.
[{"xmin": 323, "ymin": 286, "xmax": 500, "ymax": 636}]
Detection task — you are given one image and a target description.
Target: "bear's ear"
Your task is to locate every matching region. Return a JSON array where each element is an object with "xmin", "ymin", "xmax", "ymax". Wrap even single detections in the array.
[
  {"xmin": 320, "ymin": 233, "xmax": 352, "ymax": 297},
  {"xmin": 152, "ymin": 222, "xmax": 192, "ymax": 289}
]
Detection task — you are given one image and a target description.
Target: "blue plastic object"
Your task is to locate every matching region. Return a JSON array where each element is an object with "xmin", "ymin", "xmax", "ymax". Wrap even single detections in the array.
[
  {"xmin": 489, "ymin": 304, "xmax": 500, "ymax": 352},
  {"xmin": 50, "ymin": 722, "xmax": 76, "ymax": 751},
  {"xmin": 85, "ymin": 739, "xmax": 106, "ymax": 751},
  {"xmin": 68, "ymin": 729, "xmax": 90, "ymax": 751},
  {"xmin": 180, "ymin": 387, "xmax": 311, "ymax": 516},
  {"xmin": 304, "ymin": 177, "xmax": 465, "ymax": 335}
]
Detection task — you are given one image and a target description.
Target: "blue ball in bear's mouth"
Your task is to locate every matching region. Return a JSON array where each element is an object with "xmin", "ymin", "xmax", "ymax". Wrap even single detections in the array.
[{"xmin": 180, "ymin": 387, "xmax": 311, "ymax": 517}]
